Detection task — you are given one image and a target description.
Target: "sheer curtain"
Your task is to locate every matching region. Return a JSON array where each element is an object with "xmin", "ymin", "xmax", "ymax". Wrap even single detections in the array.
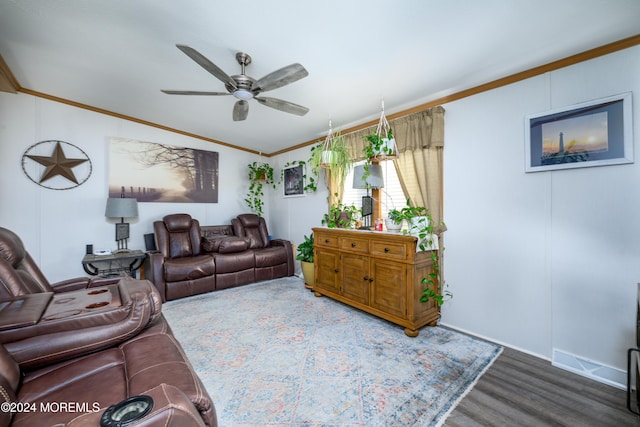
[{"xmin": 341, "ymin": 106, "xmax": 446, "ymax": 229}]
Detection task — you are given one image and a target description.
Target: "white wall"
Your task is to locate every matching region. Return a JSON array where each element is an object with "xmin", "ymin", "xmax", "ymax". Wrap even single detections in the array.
[
  {"xmin": 441, "ymin": 46, "xmax": 640, "ymax": 380},
  {"xmin": 0, "ymin": 93, "xmax": 258, "ymax": 282}
]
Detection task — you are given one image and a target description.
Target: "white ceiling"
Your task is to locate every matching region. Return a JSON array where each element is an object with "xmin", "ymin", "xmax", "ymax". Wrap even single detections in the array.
[{"xmin": 1, "ymin": 0, "xmax": 639, "ymax": 155}]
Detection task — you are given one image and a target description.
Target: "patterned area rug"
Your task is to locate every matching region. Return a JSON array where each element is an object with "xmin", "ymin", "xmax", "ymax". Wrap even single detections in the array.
[{"xmin": 162, "ymin": 277, "xmax": 502, "ymax": 426}]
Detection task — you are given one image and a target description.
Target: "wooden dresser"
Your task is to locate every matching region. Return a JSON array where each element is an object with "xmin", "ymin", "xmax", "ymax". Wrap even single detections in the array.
[{"xmin": 312, "ymin": 227, "xmax": 440, "ymax": 336}]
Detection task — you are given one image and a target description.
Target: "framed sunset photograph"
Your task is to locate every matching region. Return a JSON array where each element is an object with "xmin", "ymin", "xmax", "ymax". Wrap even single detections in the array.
[{"xmin": 524, "ymin": 92, "xmax": 633, "ymax": 172}]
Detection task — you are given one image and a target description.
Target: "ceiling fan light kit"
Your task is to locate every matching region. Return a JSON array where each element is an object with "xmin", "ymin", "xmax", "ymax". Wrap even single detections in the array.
[{"xmin": 162, "ymin": 45, "xmax": 309, "ymax": 121}]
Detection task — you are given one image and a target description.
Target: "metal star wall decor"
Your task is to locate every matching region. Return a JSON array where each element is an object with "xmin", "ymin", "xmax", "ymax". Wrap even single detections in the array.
[{"xmin": 22, "ymin": 140, "xmax": 92, "ymax": 190}]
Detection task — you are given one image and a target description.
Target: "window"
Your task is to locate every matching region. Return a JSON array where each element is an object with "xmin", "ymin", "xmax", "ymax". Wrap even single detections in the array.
[{"xmin": 342, "ymin": 160, "xmax": 406, "ymax": 220}]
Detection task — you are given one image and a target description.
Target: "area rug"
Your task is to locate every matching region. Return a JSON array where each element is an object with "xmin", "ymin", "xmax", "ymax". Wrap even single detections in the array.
[{"xmin": 162, "ymin": 277, "xmax": 502, "ymax": 426}]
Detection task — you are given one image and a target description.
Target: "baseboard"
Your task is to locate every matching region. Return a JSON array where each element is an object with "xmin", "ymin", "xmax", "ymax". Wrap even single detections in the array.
[
  {"xmin": 439, "ymin": 323, "xmax": 627, "ymax": 390},
  {"xmin": 552, "ymin": 348, "xmax": 626, "ymax": 390},
  {"xmin": 439, "ymin": 322, "xmax": 551, "ymax": 361}
]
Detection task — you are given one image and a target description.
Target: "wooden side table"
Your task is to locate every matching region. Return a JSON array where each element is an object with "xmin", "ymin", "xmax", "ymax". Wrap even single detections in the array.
[{"xmin": 82, "ymin": 250, "xmax": 145, "ymax": 277}]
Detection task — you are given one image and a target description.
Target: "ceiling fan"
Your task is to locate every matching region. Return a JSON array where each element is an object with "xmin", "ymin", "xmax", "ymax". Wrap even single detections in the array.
[{"xmin": 161, "ymin": 44, "xmax": 309, "ymax": 121}]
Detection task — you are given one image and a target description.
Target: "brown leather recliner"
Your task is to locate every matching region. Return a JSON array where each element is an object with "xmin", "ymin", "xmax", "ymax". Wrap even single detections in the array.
[
  {"xmin": 0, "ymin": 317, "xmax": 217, "ymax": 426},
  {"xmin": 0, "ymin": 227, "xmax": 118, "ymax": 299},
  {"xmin": 0, "ymin": 226, "xmax": 218, "ymax": 426},
  {"xmin": 146, "ymin": 214, "xmax": 216, "ymax": 302}
]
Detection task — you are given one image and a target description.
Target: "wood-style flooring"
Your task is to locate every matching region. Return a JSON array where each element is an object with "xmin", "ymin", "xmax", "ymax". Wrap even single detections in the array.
[{"xmin": 444, "ymin": 346, "xmax": 639, "ymax": 427}]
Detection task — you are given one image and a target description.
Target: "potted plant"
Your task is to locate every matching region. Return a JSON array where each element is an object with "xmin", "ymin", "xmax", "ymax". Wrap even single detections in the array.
[
  {"xmin": 385, "ymin": 208, "xmax": 404, "ymax": 232},
  {"xmin": 322, "ymin": 201, "xmax": 360, "ymax": 229},
  {"xmin": 362, "ymin": 127, "xmax": 397, "ymax": 160},
  {"xmin": 309, "ymin": 130, "xmax": 353, "ymax": 192},
  {"xmin": 395, "ymin": 199, "xmax": 440, "ymax": 251},
  {"xmin": 248, "ymin": 161, "xmax": 274, "ymax": 183},
  {"xmin": 296, "ymin": 233, "xmax": 314, "ymax": 289},
  {"xmin": 245, "ymin": 161, "xmax": 274, "ymax": 216}
]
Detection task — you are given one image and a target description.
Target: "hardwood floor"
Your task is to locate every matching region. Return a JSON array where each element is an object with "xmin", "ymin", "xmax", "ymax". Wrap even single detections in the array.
[{"xmin": 444, "ymin": 347, "xmax": 639, "ymax": 427}]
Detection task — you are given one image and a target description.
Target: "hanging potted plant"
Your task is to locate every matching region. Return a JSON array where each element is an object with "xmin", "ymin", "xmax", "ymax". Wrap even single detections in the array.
[
  {"xmin": 245, "ymin": 161, "xmax": 274, "ymax": 216},
  {"xmin": 309, "ymin": 121, "xmax": 353, "ymax": 191},
  {"xmin": 248, "ymin": 161, "xmax": 274, "ymax": 183},
  {"xmin": 363, "ymin": 127, "xmax": 397, "ymax": 160},
  {"xmin": 363, "ymin": 100, "xmax": 398, "ymax": 161},
  {"xmin": 296, "ymin": 233, "xmax": 314, "ymax": 289}
]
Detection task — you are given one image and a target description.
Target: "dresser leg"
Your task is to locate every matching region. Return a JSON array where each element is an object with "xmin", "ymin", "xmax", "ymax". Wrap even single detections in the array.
[
  {"xmin": 404, "ymin": 328, "xmax": 419, "ymax": 337},
  {"xmin": 313, "ymin": 291, "xmax": 323, "ymax": 297}
]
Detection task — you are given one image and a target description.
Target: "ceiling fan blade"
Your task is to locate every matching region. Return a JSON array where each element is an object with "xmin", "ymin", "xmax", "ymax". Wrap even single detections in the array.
[
  {"xmin": 254, "ymin": 96, "xmax": 309, "ymax": 116},
  {"xmin": 161, "ymin": 90, "xmax": 230, "ymax": 96},
  {"xmin": 251, "ymin": 63, "xmax": 308, "ymax": 92},
  {"xmin": 233, "ymin": 100, "xmax": 249, "ymax": 121},
  {"xmin": 176, "ymin": 44, "xmax": 237, "ymax": 90}
]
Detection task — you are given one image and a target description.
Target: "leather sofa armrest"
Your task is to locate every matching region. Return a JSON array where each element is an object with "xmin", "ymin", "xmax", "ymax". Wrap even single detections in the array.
[
  {"xmin": 3, "ymin": 280, "xmax": 162, "ymax": 370},
  {"xmin": 270, "ymin": 238, "xmax": 290, "ymax": 248},
  {"xmin": 65, "ymin": 384, "xmax": 212, "ymax": 427},
  {"xmin": 143, "ymin": 251, "xmax": 168, "ymax": 302},
  {"xmin": 270, "ymin": 239, "xmax": 294, "ymax": 276},
  {"xmin": 50, "ymin": 276, "xmax": 121, "ymax": 293}
]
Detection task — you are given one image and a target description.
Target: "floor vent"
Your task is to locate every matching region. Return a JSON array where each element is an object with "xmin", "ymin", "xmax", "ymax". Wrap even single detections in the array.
[{"xmin": 552, "ymin": 348, "xmax": 626, "ymax": 389}]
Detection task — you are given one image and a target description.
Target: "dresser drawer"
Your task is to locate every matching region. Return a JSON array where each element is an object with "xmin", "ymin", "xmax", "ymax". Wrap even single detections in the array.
[
  {"xmin": 370, "ymin": 241, "xmax": 408, "ymax": 260},
  {"xmin": 315, "ymin": 232, "xmax": 339, "ymax": 248},
  {"xmin": 339, "ymin": 237, "xmax": 369, "ymax": 254}
]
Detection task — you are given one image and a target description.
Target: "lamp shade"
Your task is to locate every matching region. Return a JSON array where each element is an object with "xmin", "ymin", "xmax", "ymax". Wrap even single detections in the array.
[
  {"xmin": 352, "ymin": 164, "xmax": 384, "ymax": 189},
  {"xmin": 105, "ymin": 197, "xmax": 138, "ymax": 219}
]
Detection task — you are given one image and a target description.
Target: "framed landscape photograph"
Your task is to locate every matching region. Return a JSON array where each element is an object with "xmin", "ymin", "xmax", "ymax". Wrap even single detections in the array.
[
  {"xmin": 283, "ymin": 164, "xmax": 305, "ymax": 197},
  {"xmin": 109, "ymin": 138, "xmax": 219, "ymax": 203},
  {"xmin": 524, "ymin": 92, "xmax": 633, "ymax": 172}
]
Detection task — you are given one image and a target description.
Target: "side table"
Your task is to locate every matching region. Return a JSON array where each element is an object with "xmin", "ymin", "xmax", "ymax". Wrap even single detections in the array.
[{"xmin": 82, "ymin": 250, "xmax": 146, "ymax": 277}]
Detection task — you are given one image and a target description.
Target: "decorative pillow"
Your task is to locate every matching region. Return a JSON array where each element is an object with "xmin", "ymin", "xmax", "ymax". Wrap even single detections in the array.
[
  {"xmin": 218, "ymin": 237, "xmax": 250, "ymax": 254},
  {"xmin": 201, "ymin": 236, "xmax": 250, "ymax": 253},
  {"xmin": 201, "ymin": 236, "xmax": 227, "ymax": 253}
]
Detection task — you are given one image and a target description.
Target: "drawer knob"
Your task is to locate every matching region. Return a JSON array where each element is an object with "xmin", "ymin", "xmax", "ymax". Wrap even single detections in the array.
[
  {"xmin": 363, "ymin": 276, "xmax": 369, "ymax": 281},
  {"xmin": 369, "ymin": 277, "xmax": 374, "ymax": 283},
  {"xmin": 384, "ymin": 247, "xmax": 390, "ymax": 252},
  {"xmin": 334, "ymin": 269, "xmax": 339, "ymax": 273},
  {"xmin": 325, "ymin": 239, "xmax": 330, "ymax": 243},
  {"xmin": 351, "ymin": 243, "xmax": 357, "ymax": 247}
]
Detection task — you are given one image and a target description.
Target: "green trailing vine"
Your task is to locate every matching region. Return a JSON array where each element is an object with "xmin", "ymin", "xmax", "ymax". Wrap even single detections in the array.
[
  {"xmin": 420, "ymin": 252, "xmax": 452, "ymax": 306},
  {"xmin": 245, "ymin": 161, "xmax": 274, "ymax": 216}
]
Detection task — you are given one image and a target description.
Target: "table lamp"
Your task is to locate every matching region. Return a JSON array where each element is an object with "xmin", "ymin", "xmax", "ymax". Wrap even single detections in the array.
[{"xmin": 105, "ymin": 197, "xmax": 138, "ymax": 252}]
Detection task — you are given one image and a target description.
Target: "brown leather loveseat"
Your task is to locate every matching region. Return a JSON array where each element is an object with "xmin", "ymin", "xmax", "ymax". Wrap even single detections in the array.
[
  {"xmin": 145, "ymin": 213, "xmax": 294, "ymax": 302},
  {"xmin": 0, "ymin": 226, "xmax": 217, "ymax": 426}
]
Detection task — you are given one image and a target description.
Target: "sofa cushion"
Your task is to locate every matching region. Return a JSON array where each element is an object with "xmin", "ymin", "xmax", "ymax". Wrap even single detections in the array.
[
  {"xmin": 164, "ymin": 255, "xmax": 215, "ymax": 282},
  {"xmin": 254, "ymin": 247, "xmax": 289, "ymax": 267},
  {"xmin": 213, "ymin": 251, "xmax": 254, "ymax": 274}
]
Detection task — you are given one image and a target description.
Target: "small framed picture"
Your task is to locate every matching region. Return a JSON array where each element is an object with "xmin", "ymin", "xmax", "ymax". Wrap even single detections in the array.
[
  {"xmin": 283, "ymin": 164, "xmax": 305, "ymax": 197},
  {"xmin": 524, "ymin": 92, "xmax": 633, "ymax": 172}
]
